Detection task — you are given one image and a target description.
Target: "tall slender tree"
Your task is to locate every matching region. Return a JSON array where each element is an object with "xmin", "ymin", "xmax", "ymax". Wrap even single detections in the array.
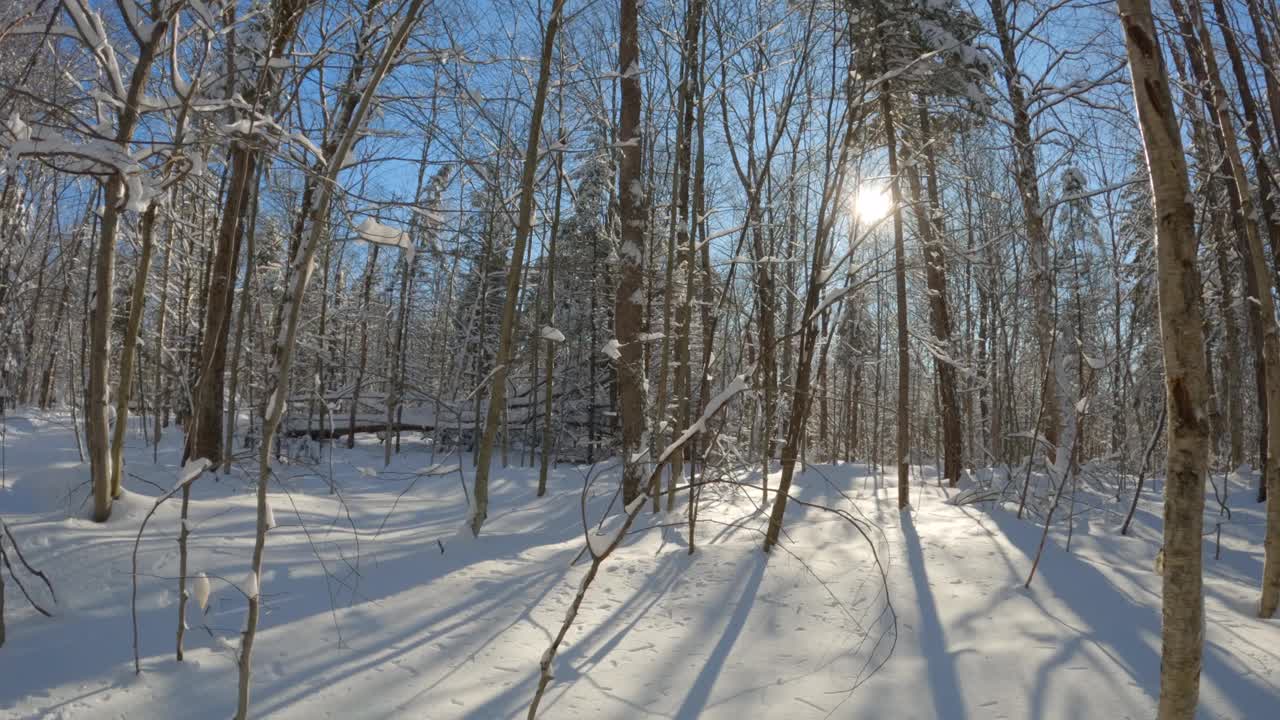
[
  {"xmin": 469, "ymin": 0, "xmax": 567, "ymax": 535},
  {"xmin": 1120, "ymin": 1, "xmax": 1210, "ymax": 716}
]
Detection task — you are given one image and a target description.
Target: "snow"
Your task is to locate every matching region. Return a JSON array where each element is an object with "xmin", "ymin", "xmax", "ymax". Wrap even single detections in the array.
[
  {"xmin": 191, "ymin": 573, "xmax": 211, "ymax": 611},
  {"xmin": 173, "ymin": 458, "xmax": 212, "ymax": 491},
  {"xmin": 354, "ymin": 217, "xmax": 416, "ymax": 263},
  {"xmin": 242, "ymin": 570, "xmax": 259, "ymax": 600},
  {"xmin": 7, "ymin": 111, "xmax": 31, "ymax": 142},
  {"xmin": 1, "ymin": 409, "xmax": 1278, "ymax": 719},
  {"xmin": 585, "ymin": 520, "xmax": 624, "ymax": 558},
  {"xmin": 601, "ymin": 338, "xmax": 621, "ymax": 360}
]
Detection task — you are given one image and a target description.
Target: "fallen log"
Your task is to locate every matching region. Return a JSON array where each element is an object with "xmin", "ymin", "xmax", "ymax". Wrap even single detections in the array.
[{"xmin": 282, "ymin": 422, "xmax": 435, "ymax": 440}]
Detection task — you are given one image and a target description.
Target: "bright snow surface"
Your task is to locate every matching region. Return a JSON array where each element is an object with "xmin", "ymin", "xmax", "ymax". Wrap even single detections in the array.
[{"xmin": 0, "ymin": 409, "xmax": 1277, "ymax": 719}]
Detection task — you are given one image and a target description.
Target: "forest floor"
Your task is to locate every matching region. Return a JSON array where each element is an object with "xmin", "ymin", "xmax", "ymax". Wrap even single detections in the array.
[{"xmin": 1, "ymin": 409, "xmax": 1278, "ymax": 719}]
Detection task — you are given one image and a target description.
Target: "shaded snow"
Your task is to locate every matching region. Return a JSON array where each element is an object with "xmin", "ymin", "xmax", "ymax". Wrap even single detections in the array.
[{"xmin": 0, "ymin": 410, "xmax": 1276, "ymax": 720}]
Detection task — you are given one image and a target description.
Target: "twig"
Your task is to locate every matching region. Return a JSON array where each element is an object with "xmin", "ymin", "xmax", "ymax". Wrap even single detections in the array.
[
  {"xmin": 1, "ymin": 518, "xmax": 57, "ymax": 604},
  {"xmin": 1121, "ymin": 403, "xmax": 1165, "ymax": 536}
]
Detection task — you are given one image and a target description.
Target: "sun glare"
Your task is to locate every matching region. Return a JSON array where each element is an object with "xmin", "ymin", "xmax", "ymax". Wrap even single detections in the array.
[{"xmin": 852, "ymin": 185, "xmax": 892, "ymax": 223}]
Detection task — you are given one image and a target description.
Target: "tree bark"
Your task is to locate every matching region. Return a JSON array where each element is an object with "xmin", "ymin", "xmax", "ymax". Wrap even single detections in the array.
[
  {"xmin": 225, "ymin": 171, "xmax": 263, "ymax": 471},
  {"xmin": 188, "ymin": 148, "xmax": 254, "ymax": 464},
  {"xmin": 109, "ymin": 203, "xmax": 158, "ymax": 497},
  {"xmin": 615, "ymin": 0, "xmax": 651, "ymax": 506},
  {"xmin": 87, "ymin": 19, "xmax": 169, "ymax": 521},
  {"xmin": 909, "ymin": 104, "xmax": 962, "ymax": 486},
  {"xmin": 469, "ymin": 0, "xmax": 565, "ymax": 535},
  {"xmin": 881, "ymin": 82, "xmax": 910, "ymax": 508},
  {"xmin": 1119, "ymin": 3, "xmax": 1211, "ymax": 715},
  {"xmin": 538, "ymin": 150, "xmax": 564, "ymax": 497},
  {"xmin": 1183, "ymin": 0, "xmax": 1280, "ymax": 618}
]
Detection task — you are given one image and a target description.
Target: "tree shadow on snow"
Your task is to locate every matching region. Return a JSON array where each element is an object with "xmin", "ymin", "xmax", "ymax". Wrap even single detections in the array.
[
  {"xmin": 901, "ymin": 509, "xmax": 968, "ymax": 720},
  {"xmin": 978, "ymin": 507, "xmax": 1279, "ymax": 719},
  {"xmin": 672, "ymin": 552, "xmax": 766, "ymax": 719}
]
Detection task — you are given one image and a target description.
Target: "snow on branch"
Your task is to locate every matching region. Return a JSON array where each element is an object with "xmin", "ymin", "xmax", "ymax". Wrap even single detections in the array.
[{"xmin": 355, "ymin": 217, "xmax": 415, "ymax": 263}]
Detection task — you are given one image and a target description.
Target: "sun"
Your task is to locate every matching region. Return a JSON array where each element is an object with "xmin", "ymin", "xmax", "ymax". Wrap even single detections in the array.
[{"xmin": 852, "ymin": 185, "xmax": 893, "ymax": 223}]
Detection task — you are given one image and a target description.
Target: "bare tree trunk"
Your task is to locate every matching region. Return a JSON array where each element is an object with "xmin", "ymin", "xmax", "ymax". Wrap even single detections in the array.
[
  {"xmin": 1120, "ymin": 4, "xmax": 1211, "ymax": 716},
  {"xmin": 16, "ymin": 206, "xmax": 52, "ymax": 406},
  {"xmin": 1211, "ymin": 0, "xmax": 1280, "ymax": 284},
  {"xmin": 188, "ymin": 149, "xmax": 255, "ymax": 464},
  {"xmin": 109, "ymin": 204, "xmax": 158, "ymax": 496},
  {"xmin": 86, "ymin": 20, "xmax": 169, "ymax": 520},
  {"xmin": 152, "ymin": 201, "xmax": 173, "ymax": 461},
  {"xmin": 909, "ymin": 104, "xmax": 962, "ymax": 486},
  {"xmin": 761, "ymin": 31, "xmax": 859, "ymax": 550},
  {"xmin": 40, "ymin": 206, "xmax": 91, "ymax": 410},
  {"xmin": 750, "ymin": 204, "xmax": 777, "ymax": 503},
  {"xmin": 349, "ymin": 246, "xmax": 380, "ymax": 448},
  {"xmin": 1182, "ymin": 0, "xmax": 1280, "ymax": 618},
  {"xmin": 469, "ymin": 0, "xmax": 565, "ymax": 535},
  {"xmin": 175, "ymin": 482, "xmax": 192, "ymax": 660},
  {"xmin": 386, "ymin": 251, "xmax": 411, "ymax": 467},
  {"xmin": 1169, "ymin": 0, "xmax": 1270, "ymax": 493},
  {"xmin": 225, "ymin": 174, "xmax": 263, "ymax": 471},
  {"xmin": 882, "ymin": 82, "xmax": 910, "ymax": 508},
  {"xmin": 654, "ymin": 161, "xmax": 679, "ymax": 508},
  {"xmin": 235, "ymin": 3, "xmax": 425, "ymax": 714},
  {"xmin": 989, "ymin": 0, "xmax": 1059, "ymax": 458},
  {"xmin": 538, "ymin": 149, "xmax": 564, "ymax": 497},
  {"xmin": 189, "ymin": 0, "xmax": 305, "ymax": 465},
  {"xmin": 615, "ymin": 0, "xmax": 651, "ymax": 506},
  {"xmin": 1245, "ymin": 0, "xmax": 1280, "ymax": 212},
  {"xmin": 1212, "ymin": 220, "xmax": 1244, "ymax": 468}
]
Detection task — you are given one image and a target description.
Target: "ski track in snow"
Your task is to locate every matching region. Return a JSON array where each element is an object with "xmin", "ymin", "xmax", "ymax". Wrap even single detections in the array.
[{"xmin": 0, "ymin": 409, "xmax": 1277, "ymax": 719}]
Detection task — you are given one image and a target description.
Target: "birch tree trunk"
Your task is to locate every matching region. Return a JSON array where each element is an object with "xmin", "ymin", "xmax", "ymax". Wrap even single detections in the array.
[
  {"xmin": 1168, "ymin": 0, "xmax": 1270, "ymax": 488},
  {"xmin": 1120, "ymin": 3, "xmax": 1211, "ymax": 717}
]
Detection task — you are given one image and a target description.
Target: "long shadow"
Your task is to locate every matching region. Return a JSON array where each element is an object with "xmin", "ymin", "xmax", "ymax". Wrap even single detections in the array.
[
  {"xmin": 459, "ymin": 551, "xmax": 690, "ymax": 720},
  {"xmin": 2, "ymin": 435, "xmax": 616, "ymax": 717},
  {"xmin": 671, "ymin": 553, "xmax": 766, "ymax": 719},
  {"xmin": 253, "ymin": 561, "xmax": 574, "ymax": 718},
  {"xmin": 901, "ymin": 510, "xmax": 968, "ymax": 720},
  {"xmin": 980, "ymin": 507, "xmax": 1279, "ymax": 719},
  {"xmin": 983, "ymin": 507, "xmax": 1162, "ymax": 715}
]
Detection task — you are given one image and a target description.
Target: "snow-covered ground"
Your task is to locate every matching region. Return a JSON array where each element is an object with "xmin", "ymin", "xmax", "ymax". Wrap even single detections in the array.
[{"xmin": 1, "ymin": 409, "xmax": 1277, "ymax": 719}]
